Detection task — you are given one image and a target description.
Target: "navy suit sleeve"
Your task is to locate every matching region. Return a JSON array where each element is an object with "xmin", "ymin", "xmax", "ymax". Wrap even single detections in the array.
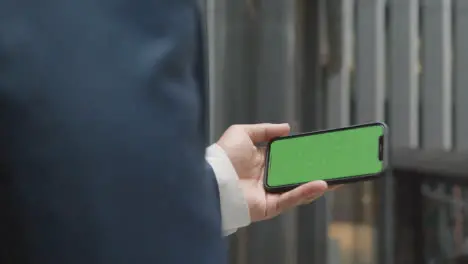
[
  {"xmin": 0, "ymin": 0, "xmax": 226, "ymax": 263},
  {"xmin": 206, "ymin": 162, "xmax": 221, "ymax": 204}
]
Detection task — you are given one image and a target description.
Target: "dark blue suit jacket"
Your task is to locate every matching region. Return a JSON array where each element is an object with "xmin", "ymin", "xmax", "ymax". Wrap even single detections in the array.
[{"xmin": 0, "ymin": 0, "xmax": 226, "ymax": 263}]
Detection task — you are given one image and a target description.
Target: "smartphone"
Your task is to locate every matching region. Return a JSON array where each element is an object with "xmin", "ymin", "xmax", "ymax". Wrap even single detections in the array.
[{"xmin": 264, "ymin": 122, "xmax": 388, "ymax": 193}]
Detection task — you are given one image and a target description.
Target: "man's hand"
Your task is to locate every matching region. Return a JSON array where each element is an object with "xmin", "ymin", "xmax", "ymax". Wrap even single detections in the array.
[{"xmin": 217, "ymin": 123, "xmax": 336, "ymax": 222}]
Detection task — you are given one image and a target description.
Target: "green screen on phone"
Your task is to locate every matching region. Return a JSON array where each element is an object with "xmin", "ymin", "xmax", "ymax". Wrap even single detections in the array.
[{"xmin": 266, "ymin": 124, "xmax": 385, "ymax": 187}]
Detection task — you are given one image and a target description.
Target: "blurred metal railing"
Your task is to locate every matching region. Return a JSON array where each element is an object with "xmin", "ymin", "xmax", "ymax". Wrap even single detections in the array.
[{"xmin": 204, "ymin": 0, "xmax": 468, "ymax": 263}]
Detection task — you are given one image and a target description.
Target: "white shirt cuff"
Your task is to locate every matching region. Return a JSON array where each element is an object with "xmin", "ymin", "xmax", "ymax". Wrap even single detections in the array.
[{"xmin": 206, "ymin": 144, "xmax": 251, "ymax": 236}]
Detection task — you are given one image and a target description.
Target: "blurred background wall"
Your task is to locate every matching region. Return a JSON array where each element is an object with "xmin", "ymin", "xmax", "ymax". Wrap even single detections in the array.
[{"xmin": 203, "ymin": 0, "xmax": 468, "ymax": 263}]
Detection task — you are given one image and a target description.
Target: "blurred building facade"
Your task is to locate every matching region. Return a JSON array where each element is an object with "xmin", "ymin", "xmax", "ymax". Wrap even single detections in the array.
[{"xmin": 203, "ymin": 0, "xmax": 468, "ymax": 263}]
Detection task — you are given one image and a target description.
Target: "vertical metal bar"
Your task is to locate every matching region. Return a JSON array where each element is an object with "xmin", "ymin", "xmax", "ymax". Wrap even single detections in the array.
[
  {"xmin": 421, "ymin": 0, "xmax": 453, "ymax": 150},
  {"xmin": 206, "ymin": 0, "xmax": 227, "ymax": 142},
  {"xmin": 387, "ymin": 1, "xmax": 420, "ymax": 264},
  {"xmin": 452, "ymin": 4, "xmax": 468, "ymax": 262},
  {"xmin": 325, "ymin": 1, "xmax": 353, "ymax": 263},
  {"xmin": 355, "ymin": 1, "xmax": 387, "ymax": 264},
  {"xmin": 355, "ymin": 0, "xmax": 386, "ymax": 123},
  {"xmin": 421, "ymin": 0, "xmax": 454, "ymax": 256},
  {"xmin": 388, "ymin": 0, "xmax": 420, "ymax": 149},
  {"xmin": 326, "ymin": 0, "xmax": 353, "ymax": 130},
  {"xmin": 453, "ymin": 0, "xmax": 468, "ymax": 151}
]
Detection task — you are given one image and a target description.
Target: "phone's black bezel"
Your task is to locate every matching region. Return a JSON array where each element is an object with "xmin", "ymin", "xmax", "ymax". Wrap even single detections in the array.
[{"xmin": 263, "ymin": 121, "xmax": 389, "ymax": 194}]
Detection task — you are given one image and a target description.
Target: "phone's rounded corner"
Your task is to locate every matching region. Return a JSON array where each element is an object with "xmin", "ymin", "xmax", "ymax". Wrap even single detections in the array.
[
  {"xmin": 263, "ymin": 185, "xmax": 278, "ymax": 194},
  {"xmin": 376, "ymin": 121, "xmax": 388, "ymax": 129},
  {"xmin": 374, "ymin": 121, "xmax": 388, "ymax": 134}
]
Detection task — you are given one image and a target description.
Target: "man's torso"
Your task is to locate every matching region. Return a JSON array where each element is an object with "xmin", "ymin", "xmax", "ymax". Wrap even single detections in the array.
[{"xmin": 0, "ymin": 0, "xmax": 224, "ymax": 263}]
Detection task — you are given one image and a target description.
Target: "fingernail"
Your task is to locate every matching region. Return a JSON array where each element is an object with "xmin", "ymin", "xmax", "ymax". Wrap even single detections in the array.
[{"xmin": 322, "ymin": 181, "xmax": 329, "ymax": 189}]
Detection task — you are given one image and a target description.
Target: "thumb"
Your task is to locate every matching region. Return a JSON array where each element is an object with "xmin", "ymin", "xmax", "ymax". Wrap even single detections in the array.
[{"xmin": 241, "ymin": 123, "xmax": 290, "ymax": 143}]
